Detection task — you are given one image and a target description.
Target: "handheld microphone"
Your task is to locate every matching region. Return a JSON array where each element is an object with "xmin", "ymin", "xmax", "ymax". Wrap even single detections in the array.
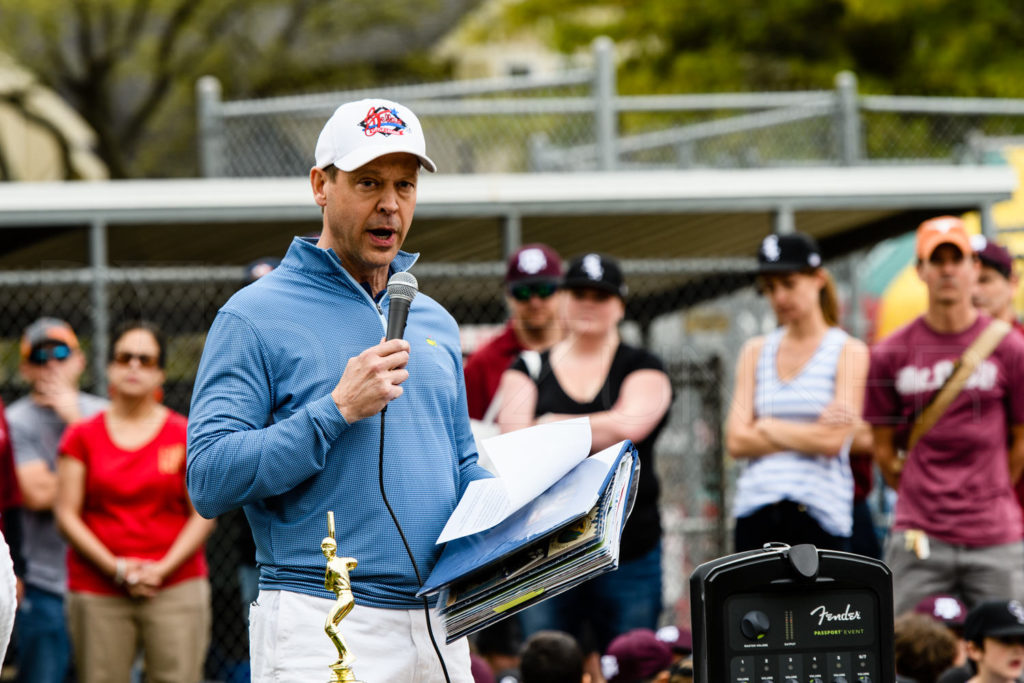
[
  {"xmin": 386, "ymin": 271, "xmax": 418, "ymax": 341},
  {"xmin": 378, "ymin": 269, "xmax": 450, "ymax": 680}
]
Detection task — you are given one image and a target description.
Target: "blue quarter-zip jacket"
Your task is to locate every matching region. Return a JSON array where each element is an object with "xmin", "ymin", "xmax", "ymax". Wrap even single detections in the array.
[{"xmin": 186, "ymin": 236, "xmax": 490, "ymax": 608}]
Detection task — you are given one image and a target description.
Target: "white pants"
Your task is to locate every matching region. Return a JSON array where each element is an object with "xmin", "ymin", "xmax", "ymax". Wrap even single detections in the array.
[{"xmin": 249, "ymin": 589, "xmax": 472, "ymax": 683}]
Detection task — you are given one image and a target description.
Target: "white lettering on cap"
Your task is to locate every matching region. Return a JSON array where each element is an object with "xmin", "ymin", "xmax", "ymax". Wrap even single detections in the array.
[
  {"xmin": 657, "ymin": 625, "xmax": 680, "ymax": 643},
  {"xmin": 582, "ymin": 253, "xmax": 604, "ymax": 281},
  {"xmin": 933, "ymin": 597, "xmax": 964, "ymax": 621},
  {"xmin": 762, "ymin": 235, "xmax": 781, "ymax": 262},
  {"xmin": 517, "ymin": 248, "xmax": 548, "ymax": 275},
  {"xmin": 1009, "ymin": 600, "xmax": 1024, "ymax": 624},
  {"xmin": 926, "ymin": 217, "xmax": 961, "ymax": 234},
  {"xmin": 600, "ymin": 655, "xmax": 620, "ymax": 680}
]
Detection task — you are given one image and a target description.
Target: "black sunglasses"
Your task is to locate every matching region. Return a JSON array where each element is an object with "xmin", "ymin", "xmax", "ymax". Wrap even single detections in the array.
[
  {"xmin": 509, "ymin": 282, "xmax": 558, "ymax": 302},
  {"xmin": 113, "ymin": 351, "xmax": 159, "ymax": 368},
  {"xmin": 28, "ymin": 344, "xmax": 72, "ymax": 365}
]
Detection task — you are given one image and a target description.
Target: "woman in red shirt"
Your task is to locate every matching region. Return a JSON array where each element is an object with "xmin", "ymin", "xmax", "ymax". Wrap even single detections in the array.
[{"xmin": 56, "ymin": 321, "xmax": 215, "ymax": 683}]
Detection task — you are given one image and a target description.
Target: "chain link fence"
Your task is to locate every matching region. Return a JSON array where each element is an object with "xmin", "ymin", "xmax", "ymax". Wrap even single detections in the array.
[
  {"xmin": 198, "ymin": 40, "xmax": 1024, "ymax": 177},
  {"xmin": 0, "ymin": 237, "xmax": 872, "ymax": 678}
]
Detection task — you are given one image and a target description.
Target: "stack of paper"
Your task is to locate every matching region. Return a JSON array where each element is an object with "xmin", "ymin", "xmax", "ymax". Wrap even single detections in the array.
[{"xmin": 417, "ymin": 419, "xmax": 640, "ymax": 643}]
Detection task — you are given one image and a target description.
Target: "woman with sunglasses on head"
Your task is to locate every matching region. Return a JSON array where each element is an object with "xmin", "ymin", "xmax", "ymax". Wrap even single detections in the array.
[
  {"xmin": 497, "ymin": 253, "xmax": 673, "ymax": 667},
  {"xmin": 725, "ymin": 233, "xmax": 870, "ymax": 553},
  {"xmin": 55, "ymin": 321, "xmax": 214, "ymax": 683}
]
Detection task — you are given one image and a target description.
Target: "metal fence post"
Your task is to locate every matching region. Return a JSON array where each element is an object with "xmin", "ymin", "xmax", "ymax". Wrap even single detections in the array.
[
  {"xmin": 981, "ymin": 201, "xmax": 997, "ymax": 239},
  {"xmin": 528, "ymin": 132, "xmax": 550, "ymax": 172},
  {"xmin": 89, "ymin": 220, "xmax": 110, "ymax": 396},
  {"xmin": 834, "ymin": 71, "xmax": 862, "ymax": 166},
  {"xmin": 593, "ymin": 36, "xmax": 617, "ymax": 171},
  {"xmin": 773, "ymin": 205, "xmax": 796, "ymax": 234},
  {"xmin": 502, "ymin": 211, "xmax": 522, "ymax": 259},
  {"xmin": 197, "ymin": 76, "xmax": 225, "ymax": 178}
]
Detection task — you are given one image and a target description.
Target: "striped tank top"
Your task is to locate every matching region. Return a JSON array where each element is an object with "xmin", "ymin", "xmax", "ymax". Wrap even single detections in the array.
[{"xmin": 732, "ymin": 326, "xmax": 854, "ymax": 537}]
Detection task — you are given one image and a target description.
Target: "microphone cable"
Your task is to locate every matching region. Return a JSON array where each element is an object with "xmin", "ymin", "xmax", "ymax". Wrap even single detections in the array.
[{"xmin": 378, "ymin": 406, "xmax": 452, "ymax": 683}]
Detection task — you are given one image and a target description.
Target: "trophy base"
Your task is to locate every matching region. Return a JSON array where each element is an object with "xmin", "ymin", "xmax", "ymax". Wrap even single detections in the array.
[{"xmin": 328, "ymin": 661, "xmax": 363, "ymax": 683}]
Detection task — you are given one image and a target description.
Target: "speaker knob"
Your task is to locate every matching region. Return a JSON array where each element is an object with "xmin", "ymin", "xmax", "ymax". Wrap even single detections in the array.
[
  {"xmin": 832, "ymin": 676, "xmax": 848, "ymax": 683},
  {"xmin": 740, "ymin": 610, "xmax": 771, "ymax": 640}
]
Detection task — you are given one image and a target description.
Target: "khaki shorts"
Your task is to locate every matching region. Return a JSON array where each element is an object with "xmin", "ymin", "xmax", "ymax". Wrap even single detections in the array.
[
  {"xmin": 884, "ymin": 532, "xmax": 1024, "ymax": 616},
  {"xmin": 67, "ymin": 577, "xmax": 211, "ymax": 683}
]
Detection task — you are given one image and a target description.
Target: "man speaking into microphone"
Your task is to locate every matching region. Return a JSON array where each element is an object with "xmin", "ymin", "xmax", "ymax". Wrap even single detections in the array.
[{"xmin": 186, "ymin": 99, "xmax": 489, "ymax": 682}]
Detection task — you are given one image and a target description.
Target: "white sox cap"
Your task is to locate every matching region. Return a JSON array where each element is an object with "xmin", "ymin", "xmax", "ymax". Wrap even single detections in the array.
[{"xmin": 314, "ymin": 98, "xmax": 437, "ymax": 173}]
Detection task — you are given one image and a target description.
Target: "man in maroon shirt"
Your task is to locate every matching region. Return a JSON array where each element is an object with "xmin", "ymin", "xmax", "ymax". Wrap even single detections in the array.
[
  {"xmin": 464, "ymin": 243, "xmax": 564, "ymax": 421},
  {"xmin": 865, "ymin": 216, "xmax": 1024, "ymax": 616},
  {"xmin": 971, "ymin": 236, "xmax": 1024, "ymax": 558}
]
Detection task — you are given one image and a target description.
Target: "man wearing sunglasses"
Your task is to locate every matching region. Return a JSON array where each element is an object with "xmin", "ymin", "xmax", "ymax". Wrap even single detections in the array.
[
  {"xmin": 8, "ymin": 317, "xmax": 107, "ymax": 683},
  {"xmin": 461, "ymin": 244, "xmax": 566, "ymax": 674},
  {"xmin": 464, "ymin": 243, "xmax": 564, "ymax": 423}
]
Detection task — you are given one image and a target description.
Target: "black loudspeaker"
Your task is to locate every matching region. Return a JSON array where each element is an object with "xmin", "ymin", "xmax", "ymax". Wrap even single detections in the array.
[{"xmin": 690, "ymin": 543, "xmax": 894, "ymax": 683}]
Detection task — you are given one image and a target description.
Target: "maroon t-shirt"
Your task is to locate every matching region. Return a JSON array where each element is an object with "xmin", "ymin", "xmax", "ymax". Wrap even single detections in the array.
[
  {"xmin": 463, "ymin": 323, "xmax": 525, "ymax": 420},
  {"xmin": 864, "ymin": 314, "xmax": 1024, "ymax": 546},
  {"xmin": 1010, "ymin": 320, "xmax": 1024, "ymax": 524}
]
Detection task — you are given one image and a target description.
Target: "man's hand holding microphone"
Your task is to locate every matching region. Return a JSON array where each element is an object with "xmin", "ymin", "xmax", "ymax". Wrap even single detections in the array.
[{"xmin": 331, "ymin": 272, "xmax": 418, "ymax": 423}]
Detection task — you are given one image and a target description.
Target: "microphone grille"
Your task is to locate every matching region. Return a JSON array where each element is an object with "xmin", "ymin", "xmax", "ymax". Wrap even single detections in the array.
[{"xmin": 387, "ymin": 271, "xmax": 419, "ymax": 303}]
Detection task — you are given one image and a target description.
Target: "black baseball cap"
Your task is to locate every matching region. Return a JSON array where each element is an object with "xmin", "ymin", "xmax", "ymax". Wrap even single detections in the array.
[
  {"xmin": 757, "ymin": 233, "xmax": 823, "ymax": 273},
  {"xmin": 964, "ymin": 600, "xmax": 1024, "ymax": 643},
  {"xmin": 562, "ymin": 253, "xmax": 627, "ymax": 298}
]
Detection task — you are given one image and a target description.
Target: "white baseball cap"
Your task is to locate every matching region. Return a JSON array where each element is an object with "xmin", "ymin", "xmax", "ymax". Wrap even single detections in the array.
[{"xmin": 314, "ymin": 98, "xmax": 437, "ymax": 173}]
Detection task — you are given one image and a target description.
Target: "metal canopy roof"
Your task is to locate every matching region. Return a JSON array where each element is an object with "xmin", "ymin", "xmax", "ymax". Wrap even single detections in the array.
[
  {"xmin": 0, "ymin": 165, "xmax": 1013, "ymax": 226},
  {"xmin": 0, "ymin": 166, "xmax": 1014, "ymax": 285},
  {"xmin": 0, "ymin": 164, "xmax": 1014, "ymax": 330}
]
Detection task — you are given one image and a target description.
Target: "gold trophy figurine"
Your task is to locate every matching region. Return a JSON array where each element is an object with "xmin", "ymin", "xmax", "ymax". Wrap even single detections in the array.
[{"xmin": 322, "ymin": 511, "xmax": 362, "ymax": 683}]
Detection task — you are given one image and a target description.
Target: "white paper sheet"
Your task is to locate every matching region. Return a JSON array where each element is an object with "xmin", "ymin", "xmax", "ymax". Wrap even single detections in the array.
[{"xmin": 436, "ymin": 417, "xmax": 592, "ymax": 544}]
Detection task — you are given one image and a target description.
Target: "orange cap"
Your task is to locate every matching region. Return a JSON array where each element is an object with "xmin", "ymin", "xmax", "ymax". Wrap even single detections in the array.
[{"xmin": 916, "ymin": 216, "xmax": 972, "ymax": 261}]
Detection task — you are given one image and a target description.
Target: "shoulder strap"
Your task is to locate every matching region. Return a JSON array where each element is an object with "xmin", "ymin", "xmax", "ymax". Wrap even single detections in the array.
[
  {"xmin": 907, "ymin": 319, "xmax": 1011, "ymax": 451},
  {"xmin": 520, "ymin": 350, "xmax": 542, "ymax": 382}
]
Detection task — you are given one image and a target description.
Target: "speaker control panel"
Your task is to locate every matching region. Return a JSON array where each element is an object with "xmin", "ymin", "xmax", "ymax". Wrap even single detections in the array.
[{"xmin": 725, "ymin": 591, "xmax": 878, "ymax": 683}]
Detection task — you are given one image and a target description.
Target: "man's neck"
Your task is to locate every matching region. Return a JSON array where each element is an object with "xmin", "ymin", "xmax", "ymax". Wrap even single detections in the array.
[
  {"xmin": 996, "ymin": 305, "xmax": 1017, "ymax": 324},
  {"xmin": 315, "ymin": 237, "xmax": 390, "ymax": 296},
  {"xmin": 924, "ymin": 300, "xmax": 978, "ymax": 333},
  {"xmin": 513, "ymin": 321, "xmax": 561, "ymax": 351}
]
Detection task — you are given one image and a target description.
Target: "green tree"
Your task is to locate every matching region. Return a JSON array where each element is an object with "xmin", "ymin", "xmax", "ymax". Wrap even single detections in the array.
[
  {"xmin": 0, "ymin": 0, "xmax": 459, "ymax": 178},
  {"xmin": 497, "ymin": 0, "xmax": 1024, "ymax": 97}
]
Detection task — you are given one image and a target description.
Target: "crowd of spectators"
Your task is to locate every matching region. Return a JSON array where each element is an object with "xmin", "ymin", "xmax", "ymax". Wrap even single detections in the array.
[{"xmin": 1, "ymin": 212, "xmax": 1023, "ymax": 682}]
